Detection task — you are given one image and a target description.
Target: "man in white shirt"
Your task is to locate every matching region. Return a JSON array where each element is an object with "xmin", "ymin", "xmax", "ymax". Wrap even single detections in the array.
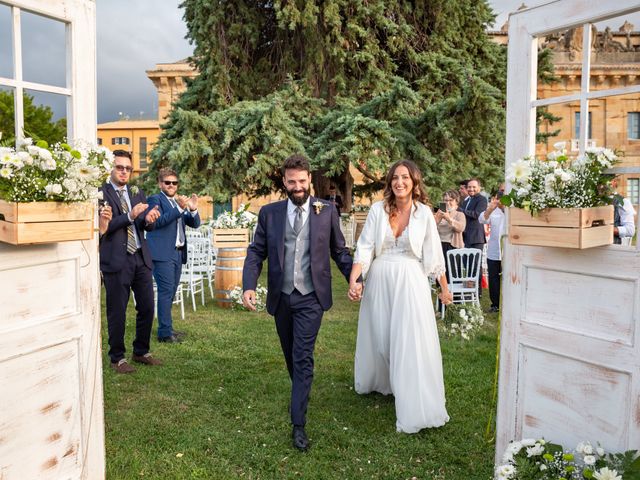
[{"xmin": 479, "ymin": 187, "xmax": 506, "ymax": 313}]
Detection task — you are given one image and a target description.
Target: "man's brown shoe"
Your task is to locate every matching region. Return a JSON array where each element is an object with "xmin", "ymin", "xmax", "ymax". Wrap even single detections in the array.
[
  {"xmin": 111, "ymin": 359, "xmax": 136, "ymax": 374},
  {"xmin": 132, "ymin": 353, "xmax": 162, "ymax": 366}
]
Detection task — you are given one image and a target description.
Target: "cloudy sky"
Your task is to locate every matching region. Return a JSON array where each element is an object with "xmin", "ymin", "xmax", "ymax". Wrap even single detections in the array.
[{"xmin": 1, "ymin": 0, "xmax": 635, "ymax": 125}]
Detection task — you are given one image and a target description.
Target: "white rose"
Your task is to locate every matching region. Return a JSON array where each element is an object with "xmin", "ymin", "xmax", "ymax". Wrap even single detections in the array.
[
  {"xmin": 596, "ymin": 447, "xmax": 605, "ymax": 456},
  {"xmin": 526, "ymin": 444, "xmax": 544, "ymax": 457},
  {"xmin": 583, "ymin": 443, "xmax": 594, "ymax": 455}
]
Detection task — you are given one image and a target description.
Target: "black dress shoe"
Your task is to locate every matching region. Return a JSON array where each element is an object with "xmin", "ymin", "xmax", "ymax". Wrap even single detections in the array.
[
  {"xmin": 158, "ymin": 335, "xmax": 182, "ymax": 343},
  {"xmin": 172, "ymin": 330, "xmax": 187, "ymax": 339},
  {"xmin": 292, "ymin": 426, "xmax": 309, "ymax": 451}
]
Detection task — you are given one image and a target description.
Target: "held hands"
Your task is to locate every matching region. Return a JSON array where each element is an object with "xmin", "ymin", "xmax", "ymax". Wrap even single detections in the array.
[
  {"xmin": 438, "ymin": 288, "xmax": 453, "ymax": 306},
  {"xmin": 144, "ymin": 205, "xmax": 160, "ymax": 224},
  {"xmin": 242, "ymin": 290, "xmax": 257, "ymax": 311},
  {"xmin": 347, "ymin": 282, "xmax": 363, "ymax": 302}
]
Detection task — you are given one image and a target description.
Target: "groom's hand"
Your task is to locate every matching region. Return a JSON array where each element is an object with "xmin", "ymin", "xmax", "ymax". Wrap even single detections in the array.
[
  {"xmin": 348, "ymin": 282, "xmax": 362, "ymax": 302},
  {"xmin": 242, "ymin": 290, "xmax": 257, "ymax": 311}
]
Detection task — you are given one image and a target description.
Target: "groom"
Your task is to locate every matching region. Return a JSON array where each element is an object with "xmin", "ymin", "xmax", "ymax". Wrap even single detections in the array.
[{"xmin": 242, "ymin": 154, "xmax": 354, "ymax": 451}]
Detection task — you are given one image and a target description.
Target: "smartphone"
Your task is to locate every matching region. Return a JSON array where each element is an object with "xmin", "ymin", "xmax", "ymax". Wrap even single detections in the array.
[
  {"xmin": 439, "ymin": 202, "xmax": 447, "ymax": 212},
  {"xmin": 496, "ymin": 191, "xmax": 504, "ymax": 199}
]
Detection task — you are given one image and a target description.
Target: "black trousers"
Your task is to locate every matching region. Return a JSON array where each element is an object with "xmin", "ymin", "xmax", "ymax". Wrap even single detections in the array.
[
  {"xmin": 274, "ymin": 289, "xmax": 324, "ymax": 427},
  {"xmin": 102, "ymin": 251, "xmax": 155, "ymax": 363},
  {"xmin": 487, "ymin": 258, "xmax": 502, "ymax": 309}
]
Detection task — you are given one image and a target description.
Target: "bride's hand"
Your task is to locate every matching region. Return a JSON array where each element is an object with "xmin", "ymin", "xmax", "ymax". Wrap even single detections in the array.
[
  {"xmin": 348, "ymin": 282, "xmax": 362, "ymax": 302},
  {"xmin": 438, "ymin": 289, "xmax": 453, "ymax": 305}
]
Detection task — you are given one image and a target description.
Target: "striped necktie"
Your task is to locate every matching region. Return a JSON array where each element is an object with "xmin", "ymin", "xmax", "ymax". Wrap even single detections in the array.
[{"xmin": 117, "ymin": 189, "xmax": 138, "ymax": 254}]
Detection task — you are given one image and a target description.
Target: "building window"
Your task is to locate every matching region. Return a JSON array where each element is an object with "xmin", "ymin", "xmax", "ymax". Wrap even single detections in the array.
[
  {"xmin": 574, "ymin": 111, "xmax": 592, "ymax": 139},
  {"xmin": 111, "ymin": 137, "xmax": 130, "ymax": 145},
  {"xmin": 139, "ymin": 137, "xmax": 147, "ymax": 169},
  {"xmin": 628, "ymin": 112, "xmax": 640, "ymax": 140},
  {"xmin": 97, "ymin": 137, "xmax": 102, "ymax": 145},
  {"xmin": 627, "ymin": 178, "xmax": 640, "ymax": 205}
]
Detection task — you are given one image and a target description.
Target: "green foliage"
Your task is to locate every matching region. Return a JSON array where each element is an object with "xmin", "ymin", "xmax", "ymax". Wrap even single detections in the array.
[
  {"xmin": 151, "ymin": 0, "xmax": 509, "ymax": 202},
  {"xmin": 0, "ymin": 90, "xmax": 66, "ymax": 145}
]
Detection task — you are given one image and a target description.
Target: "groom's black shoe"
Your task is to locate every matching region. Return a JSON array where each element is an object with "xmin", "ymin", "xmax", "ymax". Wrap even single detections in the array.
[{"xmin": 292, "ymin": 426, "xmax": 309, "ymax": 451}]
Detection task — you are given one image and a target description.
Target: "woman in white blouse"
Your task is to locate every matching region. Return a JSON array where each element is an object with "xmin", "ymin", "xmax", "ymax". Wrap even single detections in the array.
[{"xmin": 347, "ymin": 160, "xmax": 452, "ymax": 433}]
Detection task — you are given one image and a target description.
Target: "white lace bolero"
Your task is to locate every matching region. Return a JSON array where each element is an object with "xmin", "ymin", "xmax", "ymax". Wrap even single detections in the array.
[{"xmin": 353, "ymin": 201, "xmax": 446, "ymax": 279}]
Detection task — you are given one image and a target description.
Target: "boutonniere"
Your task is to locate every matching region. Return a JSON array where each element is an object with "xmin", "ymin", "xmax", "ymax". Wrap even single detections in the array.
[
  {"xmin": 129, "ymin": 185, "xmax": 139, "ymax": 196},
  {"xmin": 312, "ymin": 200, "xmax": 325, "ymax": 214}
]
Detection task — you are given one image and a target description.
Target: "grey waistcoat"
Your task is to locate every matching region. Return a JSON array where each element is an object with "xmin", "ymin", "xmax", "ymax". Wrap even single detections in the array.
[{"xmin": 281, "ymin": 213, "xmax": 314, "ymax": 295}]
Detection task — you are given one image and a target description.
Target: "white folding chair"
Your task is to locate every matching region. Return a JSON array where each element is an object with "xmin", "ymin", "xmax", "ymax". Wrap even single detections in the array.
[
  {"xmin": 180, "ymin": 243, "xmax": 206, "ymax": 311},
  {"xmin": 189, "ymin": 237, "xmax": 215, "ymax": 299},
  {"xmin": 442, "ymin": 248, "xmax": 482, "ymax": 316},
  {"xmin": 340, "ymin": 214, "xmax": 356, "ymax": 248},
  {"xmin": 151, "ymin": 280, "xmax": 185, "ymax": 321}
]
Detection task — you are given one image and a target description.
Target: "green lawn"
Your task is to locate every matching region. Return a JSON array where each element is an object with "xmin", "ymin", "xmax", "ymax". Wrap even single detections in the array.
[{"xmin": 102, "ymin": 266, "xmax": 499, "ymax": 479}]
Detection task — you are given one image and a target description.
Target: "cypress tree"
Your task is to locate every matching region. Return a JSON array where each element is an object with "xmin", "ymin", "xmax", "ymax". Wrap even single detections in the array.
[{"xmin": 149, "ymin": 0, "xmax": 508, "ymax": 205}]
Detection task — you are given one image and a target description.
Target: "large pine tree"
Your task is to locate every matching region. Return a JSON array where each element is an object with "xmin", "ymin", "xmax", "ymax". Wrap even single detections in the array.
[{"xmin": 149, "ymin": 0, "xmax": 507, "ymax": 206}]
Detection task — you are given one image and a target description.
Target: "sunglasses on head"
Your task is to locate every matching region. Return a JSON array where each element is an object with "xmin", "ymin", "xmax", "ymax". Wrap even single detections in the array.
[
  {"xmin": 114, "ymin": 165, "xmax": 133, "ymax": 172},
  {"xmin": 163, "ymin": 180, "xmax": 179, "ymax": 186}
]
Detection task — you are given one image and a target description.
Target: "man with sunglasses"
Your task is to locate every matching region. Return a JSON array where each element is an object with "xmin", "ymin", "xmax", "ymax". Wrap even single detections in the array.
[
  {"xmin": 100, "ymin": 150, "xmax": 162, "ymax": 374},
  {"xmin": 146, "ymin": 168, "xmax": 200, "ymax": 343}
]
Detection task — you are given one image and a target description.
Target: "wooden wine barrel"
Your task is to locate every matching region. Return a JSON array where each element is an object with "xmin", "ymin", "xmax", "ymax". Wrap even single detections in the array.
[{"xmin": 214, "ymin": 247, "xmax": 247, "ymax": 308}]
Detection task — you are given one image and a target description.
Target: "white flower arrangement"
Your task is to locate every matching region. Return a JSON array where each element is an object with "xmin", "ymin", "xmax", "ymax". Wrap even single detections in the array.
[
  {"xmin": 228, "ymin": 284, "xmax": 268, "ymax": 312},
  {"xmin": 442, "ymin": 303, "xmax": 485, "ymax": 340},
  {"xmin": 501, "ymin": 145, "xmax": 618, "ymax": 216},
  {"xmin": 351, "ymin": 204, "xmax": 371, "ymax": 213},
  {"xmin": 496, "ymin": 438, "xmax": 638, "ymax": 480},
  {"xmin": 211, "ymin": 203, "xmax": 257, "ymax": 230},
  {"xmin": 0, "ymin": 138, "xmax": 113, "ymax": 202}
]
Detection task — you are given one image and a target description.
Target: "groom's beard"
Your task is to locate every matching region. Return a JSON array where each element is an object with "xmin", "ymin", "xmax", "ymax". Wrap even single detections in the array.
[{"xmin": 287, "ymin": 188, "xmax": 310, "ymax": 206}]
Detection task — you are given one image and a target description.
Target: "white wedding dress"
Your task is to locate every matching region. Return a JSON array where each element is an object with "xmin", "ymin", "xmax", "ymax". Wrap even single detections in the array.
[{"xmin": 354, "ymin": 217, "xmax": 449, "ymax": 433}]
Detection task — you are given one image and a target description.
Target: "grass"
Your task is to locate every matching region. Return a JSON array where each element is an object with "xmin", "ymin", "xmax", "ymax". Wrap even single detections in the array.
[{"xmin": 102, "ymin": 266, "xmax": 499, "ymax": 479}]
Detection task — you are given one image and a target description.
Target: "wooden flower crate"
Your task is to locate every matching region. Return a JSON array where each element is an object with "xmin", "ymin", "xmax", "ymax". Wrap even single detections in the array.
[
  {"xmin": 353, "ymin": 211, "xmax": 369, "ymax": 223},
  {"xmin": 212, "ymin": 228, "xmax": 250, "ymax": 248},
  {"xmin": 508, "ymin": 205, "xmax": 613, "ymax": 249},
  {"xmin": 0, "ymin": 200, "xmax": 94, "ymax": 245}
]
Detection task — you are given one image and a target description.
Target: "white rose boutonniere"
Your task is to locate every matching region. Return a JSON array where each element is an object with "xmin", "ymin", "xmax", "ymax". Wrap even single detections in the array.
[
  {"xmin": 312, "ymin": 200, "xmax": 325, "ymax": 214},
  {"xmin": 130, "ymin": 185, "xmax": 139, "ymax": 196}
]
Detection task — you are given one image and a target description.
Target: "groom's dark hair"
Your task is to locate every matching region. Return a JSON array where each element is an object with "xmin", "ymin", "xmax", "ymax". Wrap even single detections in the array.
[{"xmin": 282, "ymin": 154, "xmax": 310, "ymax": 174}]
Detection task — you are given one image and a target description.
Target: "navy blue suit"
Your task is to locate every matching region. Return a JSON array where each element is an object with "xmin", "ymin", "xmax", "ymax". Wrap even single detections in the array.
[
  {"xmin": 242, "ymin": 197, "xmax": 353, "ymax": 426},
  {"xmin": 462, "ymin": 194, "xmax": 488, "ymax": 248},
  {"xmin": 99, "ymin": 182, "xmax": 156, "ymax": 364},
  {"xmin": 146, "ymin": 193, "xmax": 201, "ymax": 338}
]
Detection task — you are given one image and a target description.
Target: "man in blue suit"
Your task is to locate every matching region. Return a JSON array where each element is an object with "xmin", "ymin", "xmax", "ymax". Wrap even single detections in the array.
[
  {"xmin": 146, "ymin": 168, "xmax": 201, "ymax": 343},
  {"xmin": 100, "ymin": 150, "xmax": 162, "ymax": 374},
  {"xmin": 242, "ymin": 154, "xmax": 354, "ymax": 451}
]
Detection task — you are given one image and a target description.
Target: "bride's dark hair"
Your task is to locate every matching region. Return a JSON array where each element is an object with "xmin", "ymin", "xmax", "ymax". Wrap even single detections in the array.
[{"xmin": 383, "ymin": 160, "xmax": 430, "ymax": 218}]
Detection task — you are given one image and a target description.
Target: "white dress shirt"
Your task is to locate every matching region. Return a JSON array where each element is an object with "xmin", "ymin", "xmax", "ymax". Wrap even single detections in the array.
[
  {"xmin": 109, "ymin": 179, "xmax": 141, "ymax": 248},
  {"xmin": 287, "ymin": 197, "xmax": 310, "ymax": 229},
  {"xmin": 479, "ymin": 206, "xmax": 505, "ymax": 261}
]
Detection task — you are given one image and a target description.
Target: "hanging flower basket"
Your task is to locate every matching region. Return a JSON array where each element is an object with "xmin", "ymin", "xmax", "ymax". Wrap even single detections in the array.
[
  {"xmin": 508, "ymin": 205, "xmax": 613, "ymax": 249},
  {"xmin": 502, "ymin": 144, "xmax": 618, "ymax": 249},
  {"xmin": 0, "ymin": 199, "xmax": 94, "ymax": 245},
  {"xmin": 0, "ymin": 138, "xmax": 113, "ymax": 245}
]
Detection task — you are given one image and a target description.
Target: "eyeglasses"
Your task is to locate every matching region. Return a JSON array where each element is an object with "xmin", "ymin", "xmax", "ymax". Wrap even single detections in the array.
[
  {"xmin": 114, "ymin": 165, "xmax": 133, "ymax": 172},
  {"xmin": 163, "ymin": 180, "xmax": 179, "ymax": 186}
]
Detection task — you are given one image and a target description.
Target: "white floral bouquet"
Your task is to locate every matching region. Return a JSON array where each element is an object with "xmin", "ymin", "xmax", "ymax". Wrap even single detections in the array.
[
  {"xmin": 442, "ymin": 303, "xmax": 485, "ymax": 340},
  {"xmin": 211, "ymin": 203, "xmax": 257, "ymax": 230},
  {"xmin": 501, "ymin": 143, "xmax": 618, "ymax": 216},
  {"xmin": 228, "ymin": 284, "xmax": 268, "ymax": 312},
  {"xmin": 496, "ymin": 438, "xmax": 639, "ymax": 479},
  {"xmin": 0, "ymin": 138, "xmax": 113, "ymax": 202},
  {"xmin": 351, "ymin": 204, "xmax": 371, "ymax": 213}
]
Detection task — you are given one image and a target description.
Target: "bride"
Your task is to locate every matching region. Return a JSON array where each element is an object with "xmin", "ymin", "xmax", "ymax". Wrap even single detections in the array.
[{"xmin": 348, "ymin": 159, "xmax": 452, "ymax": 433}]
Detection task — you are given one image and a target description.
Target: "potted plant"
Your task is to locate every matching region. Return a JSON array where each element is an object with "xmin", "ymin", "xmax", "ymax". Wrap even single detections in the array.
[
  {"xmin": 210, "ymin": 204, "xmax": 257, "ymax": 308},
  {"xmin": 501, "ymin": 143, "xmax": 618, "ymax": 249},
  {"xmin": 0, "ymin": 138, "xmax": 113, "ymax": 245}
]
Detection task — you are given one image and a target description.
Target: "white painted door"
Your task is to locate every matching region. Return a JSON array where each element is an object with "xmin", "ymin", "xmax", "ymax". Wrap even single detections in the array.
[
  {"xmin": 0, "ymin": 1, "xmax": 104, "ymax": 479},
  {"xmin": 496, "ymin": 0, "xmax": 640, "ymax": 462}
]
